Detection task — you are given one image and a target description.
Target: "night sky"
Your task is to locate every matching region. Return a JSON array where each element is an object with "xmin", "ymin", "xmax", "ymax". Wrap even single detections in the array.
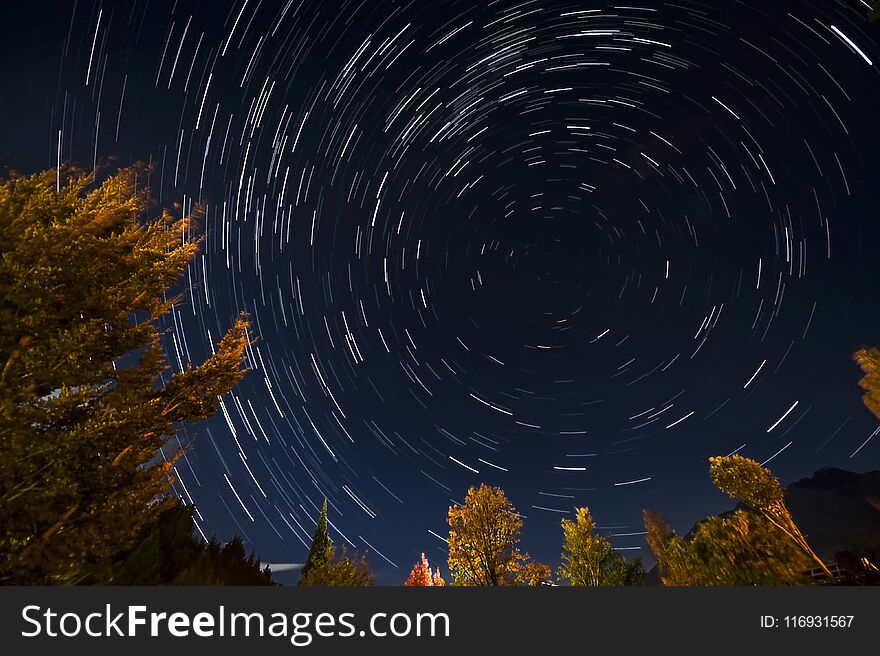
[{"xmin": 3, "ymin": 0, "xmax": 880, "ymax": 584}]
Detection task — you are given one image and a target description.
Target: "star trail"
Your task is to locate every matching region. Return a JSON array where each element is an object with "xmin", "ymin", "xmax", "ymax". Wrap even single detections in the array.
[{"xmin": 5, "ymin": 0, "xmax": 880, "ymax": 582}]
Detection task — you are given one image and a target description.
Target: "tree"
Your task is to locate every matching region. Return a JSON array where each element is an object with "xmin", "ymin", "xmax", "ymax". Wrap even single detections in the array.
[
  {"xmin": 0, "ymin": 167, "xmax": 250, "ymax": 584},
  {"xmin": 298, "ymin": 544, "xmax": 374, "ymax": 586},
  {"xmin": 298, "ymin": 499, "xmax": 331, "ymax": 585},
  {"xmin": 709, "ymin": 455, "xmax": 831, "ymax": 577},
  {"xmin": 297, "ymin": 500, "xmax": 373, "ymax": 586},
  {"xmin": 515, "ymin": 560, "xmax": 554, "ymax": 586},
  {"xmin": 870, "ymin": 1, "xmax": 880, "ymax": 23},
  {"xmin": 558, "ymin": 507, "xmax": 643, "ymax": 586},
  {"xmin": 319, "ymin": 545, "xmax": 374, "ymax": 586},
  {"xmin": 854, "ymin": 348, "xmax": 880, "ymax": 420},
  {"xmin": 643, "ymin": 508, "xmax": 811, "ymax": 586},
  {"xmin": 112, "ymin": 501, "xmax": 274, "ymax": 585},
  {"xmin": 405, "ymin": 553, "xmax": 431, "ymax": 586},
  {"xmin": 447, "ymin": 484, "xmax": 547, "ymax": 586},
  {"xmin": 405, "ymin": 552, "xmax": 445, "ymax": 586}
]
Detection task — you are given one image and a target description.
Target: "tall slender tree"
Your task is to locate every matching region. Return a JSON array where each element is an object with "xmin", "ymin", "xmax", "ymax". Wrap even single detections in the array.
[
  {"xmin": 297, "ymin": 499, "xmax": 374, "ymax": 586},
  {"xmin": 298, "ymin": 499, "xmax": 331, "ymax": 585},
  {"xmin": 0, "ymin": 167, "xmax": 250, "ymax": 584}
]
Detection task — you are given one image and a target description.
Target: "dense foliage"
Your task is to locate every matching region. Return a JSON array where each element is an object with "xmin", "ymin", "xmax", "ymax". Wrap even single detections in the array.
[
  {"xmin": 112, "ymin": 502, "xmax": 273, "ymax": 585},
  {"xmin": 710, "ymin": 455, "xmax": 831, "ymax": 576},
  {"xmin": 644, "ymin": 508, "xmax": 811, "ymax": 585},
  {"xmin": 854, "ymin": 348, "xmax": 880, "ymax": 420},
  {"xmin": 559, "ymin": 507, "xmax": 643, "ymax": 586},
  {"xmin": 447, "ymin": 484, "xmax": 550, "ymax": 586},
  {"xmin": 405, "ymin": 553, "xmax": 445, "ymax": 586},
  {"xmin": 0, "ymin": 168, "xmax": 250, "ymax": 584}
]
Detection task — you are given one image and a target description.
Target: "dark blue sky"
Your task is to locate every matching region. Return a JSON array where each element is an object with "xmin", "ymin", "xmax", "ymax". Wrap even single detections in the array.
[{"xmin": 3, "ymin": 0, "xmax": 880, "ymax": 584}]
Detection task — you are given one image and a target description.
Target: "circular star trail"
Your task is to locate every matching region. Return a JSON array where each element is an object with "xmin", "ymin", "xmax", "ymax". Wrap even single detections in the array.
[{"xmin": 14, "ymin": 0, "xmax": 880, "ymax": 579}]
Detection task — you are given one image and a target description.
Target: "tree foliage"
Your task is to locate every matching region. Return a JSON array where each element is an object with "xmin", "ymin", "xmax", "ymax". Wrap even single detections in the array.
[
  {"xmin": 709, "ymin": 455, "xmax": 831, "ymax": 576},
  {"xmin": 644, "ymin": 509, "xmax": 811, "ymax": 586},
  {"xmin": 558, "ymin": 507, "xmax": 643, "ymax": 586},
  {"xmin": 870, "ymin": 1, "xmax": 880, "ymax": 23},
  {"xmin": 298, "ymin": 499, "xmax": 331, "ymax": 585},
  {"xmin": 0, "ymin": 168, "xmax": 250, "ymax": 584},
  {"xmin": 297, "ymin": 500, "xmax": 373, "ymax": 586},
  {"xmin": 447, "ymin": 484, "xmax": 548, "ymax": 586},
  {"xmin": 298, "ymin": 545, "xmax": 374, "ymax": 586},
  {"xmin": 514, "ymin": 560, "xmax": 554, "ymax": 586},
  {"xmin": 112, "ymin": 502, "xmax": 273, "ymax": 585},
  {"xmin": 405, "ymin": 552, "xmax": 445, "ymax": 586},
  {"xmin": 854, "ymin": 347, "xmax": 880, "ymax": 420}
]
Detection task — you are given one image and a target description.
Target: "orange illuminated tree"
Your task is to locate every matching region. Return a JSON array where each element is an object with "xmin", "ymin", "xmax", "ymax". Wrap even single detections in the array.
[
  {"xmin": 404, "ymin": 552, "xmax": 445, "ymax": 586},
  {"xmin": 0, "ymin": 167, "xmax": 250, "ymax": 584}
]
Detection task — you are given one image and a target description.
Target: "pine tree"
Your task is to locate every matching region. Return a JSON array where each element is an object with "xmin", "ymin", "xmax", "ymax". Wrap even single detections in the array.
[
  {"xmin": 0, "ymin": 167, "xmax": 250, "ymax": 584},
  {"xmin": 112, "ymin": 502, "xmax": 274, "ymax": 585},
  {"xmin": 297, "ymin": 500, "xmax": 374, "ymax": 586},
  {"xmin": 298, "ymin": 499, "xmax": 331, "ymax": 585}
]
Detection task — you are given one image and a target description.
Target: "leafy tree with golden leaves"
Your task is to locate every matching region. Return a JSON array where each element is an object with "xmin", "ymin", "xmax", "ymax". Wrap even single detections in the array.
[
  {"xmin": 643, "ymin": 509, "xmax": 811, "ymax": 586},
  {"xmin": 404, "ymin": 552, "xmax": 445, "ymax": 586},
  {"xmin": 0, "ymin": 167, "xmax": 250, "ymax": 584},
  {"xmin": 854, "ymin": 348, "xmax": 880, "ymax": 420},
  {"xmin": 515, "ymin": 560, "xmax": 554, "ymax": 586},
  {"xmin": 447, "ymin": 484, "xmax": 547, "ymax": 586},
  {"xmin": 559, "ymin": 507, "xmax": 643, "ymax": 586},
  {"xmin": 709, "ymin": 455, "xmax": 831, "ymax": 577},
  {"xmin": 322, "ymin": 545, "xmax": 375, "ymax": 586}
]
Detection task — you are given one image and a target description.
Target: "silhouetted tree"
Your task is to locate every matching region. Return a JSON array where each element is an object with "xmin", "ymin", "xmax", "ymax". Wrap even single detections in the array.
[{"xmin": 112, "ymin": 502, "xmax": 273, "ymax": 585}]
